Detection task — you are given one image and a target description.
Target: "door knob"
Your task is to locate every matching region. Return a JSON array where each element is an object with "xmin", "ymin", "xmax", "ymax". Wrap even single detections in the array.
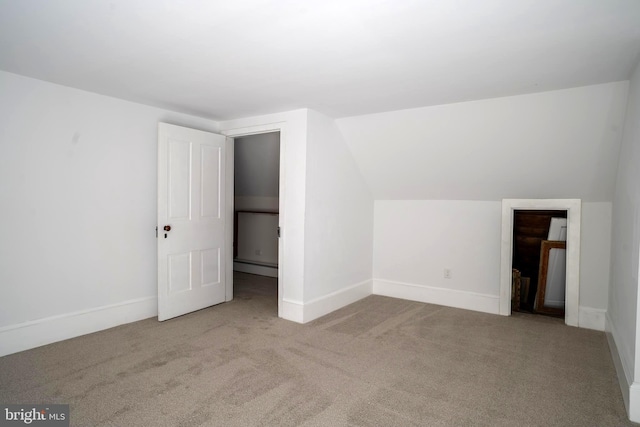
[{"xmin": 163, "ymin": 225, "xmax": 171, "ymax": 232}]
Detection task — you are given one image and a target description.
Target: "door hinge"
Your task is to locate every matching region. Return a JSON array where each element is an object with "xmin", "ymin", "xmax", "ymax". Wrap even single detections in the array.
[
  {"xmin": 156, "ymin": 226, "xmax": 158, "ymax": 238},
  {"xmin": 277, "ymin": 226, "xmax": 281, "ymax": 238}
]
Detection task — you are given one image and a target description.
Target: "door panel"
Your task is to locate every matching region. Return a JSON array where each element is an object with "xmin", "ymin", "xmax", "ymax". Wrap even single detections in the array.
[
  {"xmin": 158, "ymin": 123, "xmax": 227, "ymax": 321},
  {"xmin": 168, "ymin": 139, "xmax": 191, "ymax": 220},
  {"xmin": 169, "ymin": 252, "xmax": 191, "ymax": 293},
  {"xmin": 200, "ymin": 145, "xmax": 221, "ymax": 218},
  {"xmin": 201, "ymin": 248, "xmax": 220, "ymax": 287}
]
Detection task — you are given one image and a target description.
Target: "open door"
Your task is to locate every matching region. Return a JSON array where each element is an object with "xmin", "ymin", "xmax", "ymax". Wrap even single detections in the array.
[{"xmin": 157, "ymin": 123, "xmax": 228, "ymax": 321}]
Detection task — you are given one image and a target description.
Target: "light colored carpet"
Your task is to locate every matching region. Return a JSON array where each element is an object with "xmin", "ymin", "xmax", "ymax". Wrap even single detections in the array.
[{"xmin": 0, "ymin": 272, "xmax": 634, "ymax": 426}]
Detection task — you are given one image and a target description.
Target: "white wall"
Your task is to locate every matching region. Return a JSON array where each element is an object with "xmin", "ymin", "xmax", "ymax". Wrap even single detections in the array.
[
  {"xmin": 373, "ymin": 200, "xmax": 612, "ymax": 320},
  {"xmin": 236, "ymin": 212, "xmax": 279, "ymax": 265},
  {"xmin": 302, "ymin": 110, "xmax": 374, "ymax": 320},
  {"xmin": 0, "ymin": 71, "xmax": 220, "ymax": 356},
  {"xmin": 609, "ymin": 59, "xmax": 640, "ymax": 421},
  {"xmin": 337, "ymin": 82, "xmax": 629, "ymax": 201},
  {"xmin": 580, "ymin": 202, "xmax": 612, "ymax": 313},
  {"xmin": 234, "ymin": 132, "xmax": 280, "ymax": 208},
  {"xmin": 373, "ymin": 200, "xmax": 501, "ymax": 313}
]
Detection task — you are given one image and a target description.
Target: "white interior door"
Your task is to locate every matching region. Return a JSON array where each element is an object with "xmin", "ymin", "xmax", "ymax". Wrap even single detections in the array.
[{"xmin": 157, "ymin": 123, "xmax": 227, "ymax": 321}]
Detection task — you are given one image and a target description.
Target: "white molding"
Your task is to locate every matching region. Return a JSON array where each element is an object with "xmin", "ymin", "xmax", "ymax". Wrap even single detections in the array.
[
  {"xmin": 373, "ymin": 279, "xmax": 500, "ymax": 315},
  {"xmin": 220, "ymin": 121, "xmax": 287, "ymax": 138},
  {"xmin": 577, "ymin": 306, "xmax": 606, "ymax": 331},
  {"xmin": 631, "ymin": 383, "xmax": 640, "ymax": 423},
  {"xmin": 233, "ymin": 262, "xmax": 278, "ymax": 278},
  {"xmin": 627, "ymin": 381, "xmax": 640, "ymax": 423},
  {"xmin": 0, "ymin": 297, "xmax": 157, "ymax": 357},
  {"xmin": 606, "ymin": 319, "xmax": 631, "ymax": 415},
  {"xmin": 280, "ymin": 298, "xmax": 304, "ymax": 323},
  {"xmin": 302, "ymin": 280, "xmax": 373, "ymax": 323},
  {"xmin": 605, "ymin": 312, "xmax": 638, "ymax": 422},
  {"xmin": 225, "ymin": 136, "xmax": 235, "ymax": 302},
  {"xmin": 500, "ymin": 199, "xmax": 581, "ymax": 327}
]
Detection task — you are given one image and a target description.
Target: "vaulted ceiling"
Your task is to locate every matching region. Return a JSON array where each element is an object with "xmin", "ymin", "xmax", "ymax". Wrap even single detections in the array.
[{"xmin": 1, "ymin": 0, "xmax": 639, "ymax": 120}]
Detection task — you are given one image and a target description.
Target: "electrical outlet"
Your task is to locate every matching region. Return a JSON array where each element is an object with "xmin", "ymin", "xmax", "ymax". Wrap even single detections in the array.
[{"xmin": 444, "ymin": 268, "xmax": 452, "ymax": 279}]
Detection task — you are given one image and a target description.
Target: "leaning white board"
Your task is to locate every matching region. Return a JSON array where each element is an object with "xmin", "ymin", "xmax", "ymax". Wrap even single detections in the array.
[{"xmin": 545, "ymin": 218, "xmax": 567, "ymax": 309}]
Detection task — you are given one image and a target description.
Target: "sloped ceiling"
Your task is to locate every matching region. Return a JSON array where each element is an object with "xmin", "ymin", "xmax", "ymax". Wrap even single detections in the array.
[
  {"xmin": 0, "ymin": 0, "xmax": 639, "ymax": 120},
  {"xmin": 337, "ymin": 82, "xmax": 629, "ymax": 201}
]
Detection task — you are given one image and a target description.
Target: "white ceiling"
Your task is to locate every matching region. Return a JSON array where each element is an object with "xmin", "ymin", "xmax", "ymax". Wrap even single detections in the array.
[{"xmin": 1, "ymin": 0, "xmax": 639, "ymax": 120}]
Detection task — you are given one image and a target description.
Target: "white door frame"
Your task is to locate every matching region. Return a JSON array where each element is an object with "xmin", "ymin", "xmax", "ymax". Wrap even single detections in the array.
[
  {"xmin": 222, "ymin": 123, "xmax": 286, "ymax": 318},
  {"xmin": 500, "ymin": 199, "xmax": 581, "ymax": 327}
]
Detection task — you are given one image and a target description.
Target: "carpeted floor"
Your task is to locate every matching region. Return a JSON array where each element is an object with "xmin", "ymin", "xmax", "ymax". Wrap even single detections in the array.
[{"xmin": 0, "ymin": 272, "xmax": 635, "ymax": 426}]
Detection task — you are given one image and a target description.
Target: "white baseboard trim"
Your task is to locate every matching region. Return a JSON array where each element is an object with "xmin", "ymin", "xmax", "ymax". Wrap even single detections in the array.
[
  {"xmin": 279, "ymin": 280, "xmax": 373, "ymax": 324},
  {"xmin": 302, "ymin": 279, "xmax": 373, "ymax": 323},
  {"xmin": 631, "ymin": 383, "xmax": 640, "ymax": 423},
  {"xmin": 578, "ymin": 306, "xmax": 606, "ymax": 331},
  {"xmin": 280, "ymin": 298, "xmax": 304, "ymax": 323},
  {"xmin": 372, "ymin": 279, "xmax": 500, "ymax": 315},
  {"xmin": 233, "ymin": 261, "xmax": 278, "ymax": 278},
  {"xmin": 0, "ymin": 297, "xmax": 157, "ymax": 357},
  {"xmin": 605, "ymin": 312, "xmax": 638, "ymax": 422}
]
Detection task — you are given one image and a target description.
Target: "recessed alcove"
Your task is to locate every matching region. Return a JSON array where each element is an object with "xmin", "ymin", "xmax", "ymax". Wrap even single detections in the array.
[{"xmin": 500, "ymin": 199, "xmax": 581, "ymax": 326}]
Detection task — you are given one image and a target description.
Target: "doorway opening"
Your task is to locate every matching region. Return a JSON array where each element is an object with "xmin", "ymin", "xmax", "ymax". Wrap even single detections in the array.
[
  {"xmin": 511, "ymin": 209, "xmax": 567, "ymax": 317},
  {"xmin": 500, "ymin": 199, "xmax": 581, "ymax": 327},
  {"xmin": 231, "ymin": 132, "xmax": 280, "ymax": 313}
]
